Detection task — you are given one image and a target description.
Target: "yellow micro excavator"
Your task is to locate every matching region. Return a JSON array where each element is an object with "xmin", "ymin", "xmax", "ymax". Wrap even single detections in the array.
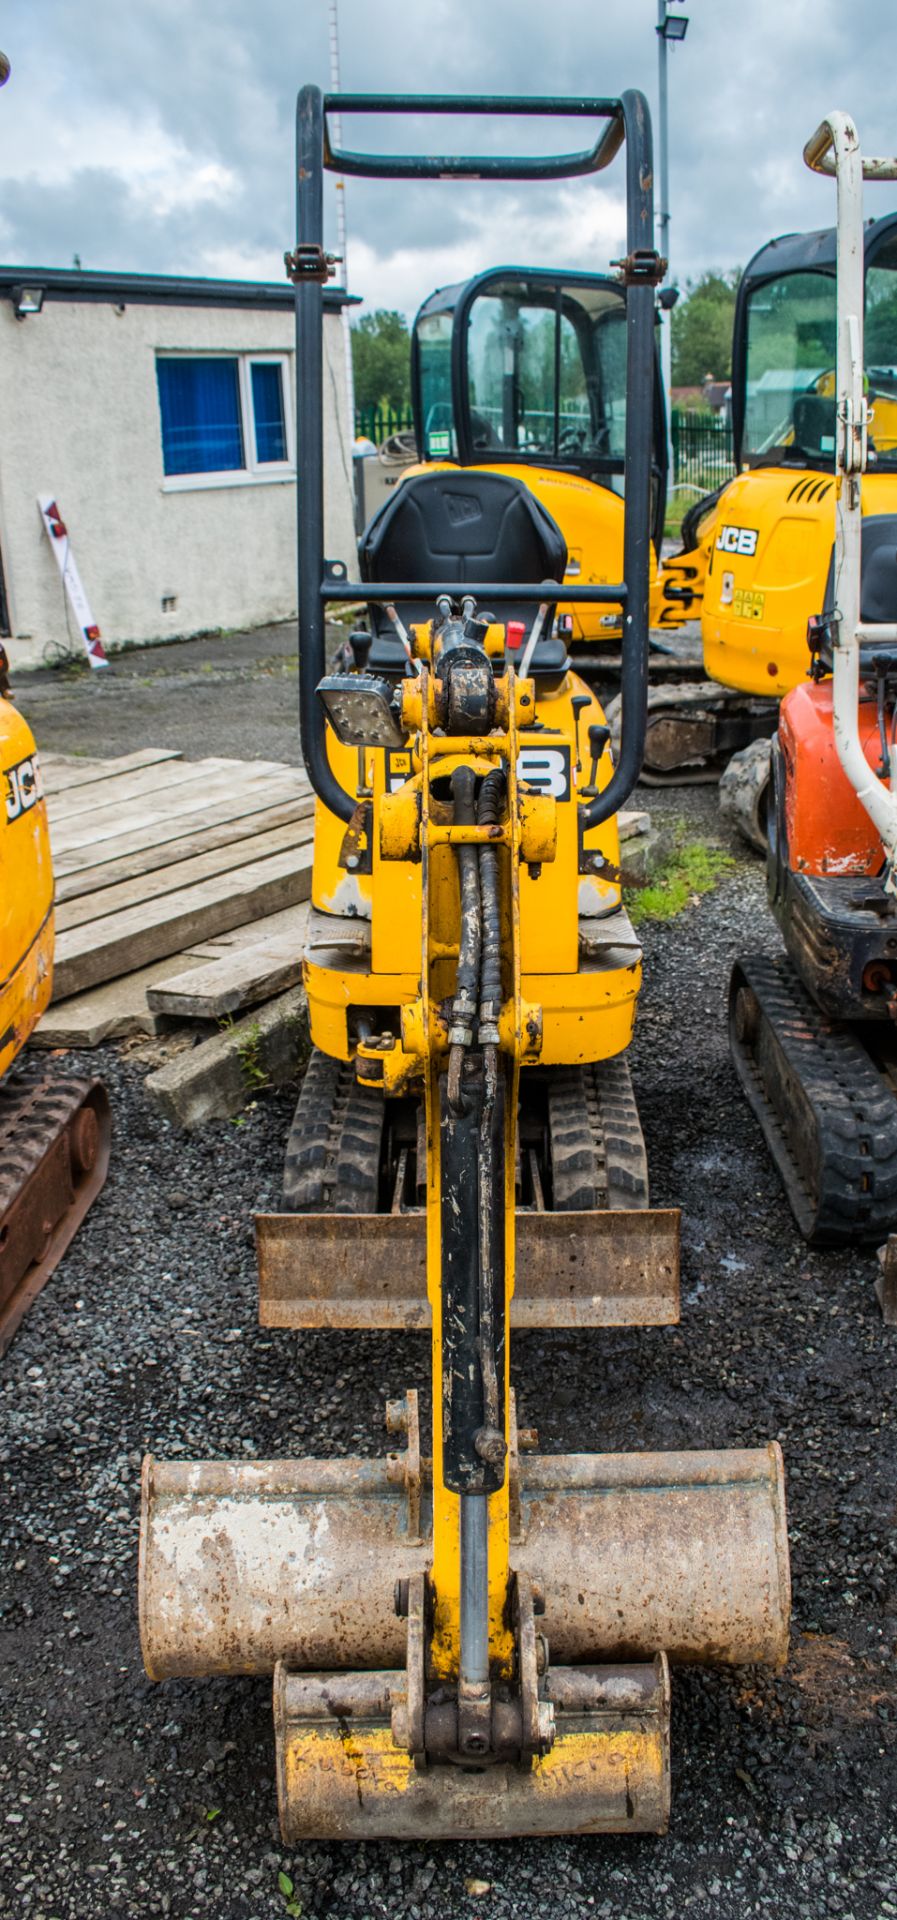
[
  {"xmin": 0, "ymin": 645, "xmax": 110, "ymax": 1350},
  {"xmin": 649, "ymin": 206, "xmax": 897, "ymax": 813},
  {"xmin": 138, "ymin": 86, "xmax": 790, "ymax": 1842}
]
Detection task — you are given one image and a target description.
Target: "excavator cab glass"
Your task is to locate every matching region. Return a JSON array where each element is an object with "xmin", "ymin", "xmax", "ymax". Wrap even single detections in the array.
[
  {"xmin": 734, "ymin": 211, "xmax": 897, "ymax": 470},
  {"xmin": 412, "ymin": 268, "xmax": 667, "ymax": 543}
]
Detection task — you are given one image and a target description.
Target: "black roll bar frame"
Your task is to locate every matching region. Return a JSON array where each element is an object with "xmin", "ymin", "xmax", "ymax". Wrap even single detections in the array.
[{"xmin": 295, "ymin": 86, "xmax": 658, "ymax": 829}]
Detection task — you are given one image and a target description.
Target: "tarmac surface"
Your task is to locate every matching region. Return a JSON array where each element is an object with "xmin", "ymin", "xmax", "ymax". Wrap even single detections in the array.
[{"xmin": 2, "ymin": 627, "xmax": 896, "ymax": 1920}]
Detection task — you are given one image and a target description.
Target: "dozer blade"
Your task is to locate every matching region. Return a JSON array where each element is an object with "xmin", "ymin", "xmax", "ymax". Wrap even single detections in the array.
[
  {"xmin": 273, "ymin": 1659, "xmax": 671, "ymax": 1841},
  {"xmin": 139, "ymin": 1443, "xmax": 789, "ymax": 1681},
  {"xmin": 256, "ymin": 1206, "xmax": 680, "ymax": 1330}
]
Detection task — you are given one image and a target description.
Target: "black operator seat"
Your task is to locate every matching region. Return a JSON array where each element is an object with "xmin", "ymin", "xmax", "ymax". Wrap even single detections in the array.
[{"xmin": 357, "ymin": 469, "xmax": 570, "ymax": 681}]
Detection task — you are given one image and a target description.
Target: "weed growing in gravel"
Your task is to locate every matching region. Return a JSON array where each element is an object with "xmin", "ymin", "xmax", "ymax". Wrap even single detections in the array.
[
  {"xmin": 628, "ymin": 836, "xmax": 735, "ymax": 924},
  {"xmin": 218, "ymin": 1015, "xmax": 271, "ymax": 1094},
  {"xmin": 278, "ymin": 1869, "xmax": 303, "ymax": 1916},
  {"xmin": 236, "ymin": 1020, "xmax": 268, "ymax": 1091}
]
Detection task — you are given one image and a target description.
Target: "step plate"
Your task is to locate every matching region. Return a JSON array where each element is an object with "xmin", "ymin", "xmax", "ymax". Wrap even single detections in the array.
[
  {"xmin": 274, "ymin": 1659, "xmax": 670, "ymax": 1841},
  {"xmin": 256, "ymin": 1207, "xmax": 680, "ymax": 1330}
]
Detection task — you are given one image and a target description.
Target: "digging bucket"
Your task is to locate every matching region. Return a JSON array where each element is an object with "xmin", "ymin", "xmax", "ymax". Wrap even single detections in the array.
[
  {"xmin": 139, "ymin": 1442, "xmax": 789, "ymax": 1681},
  {"xmin": 273, "ymin": 1658, "xmax": 672, "ymax": 1840}
]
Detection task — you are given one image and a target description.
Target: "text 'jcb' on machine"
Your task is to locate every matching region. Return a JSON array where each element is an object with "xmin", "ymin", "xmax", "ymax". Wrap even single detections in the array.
[
  {"xmin": 139, "ymin": 88, "xmax": 790, "ymax": 1840},
  {"xmin": 730, "ymin": 114, "xmax": 897, "ymax": 1283}
]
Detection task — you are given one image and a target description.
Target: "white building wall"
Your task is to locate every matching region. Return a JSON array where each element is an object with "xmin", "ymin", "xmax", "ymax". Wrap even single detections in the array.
[{"xmin": 0, "ymin": 293, "xmax": 356, "ymax": 669}]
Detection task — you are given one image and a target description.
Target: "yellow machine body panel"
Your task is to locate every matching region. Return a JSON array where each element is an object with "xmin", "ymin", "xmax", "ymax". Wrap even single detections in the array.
[
  {"xmin": 307, "ymin": 669, "xmax": 638, "ymax": 1069},
  {"xmin": 0, "ymin": 700, "xmax": 54, "ymax": 1077},
  {"xmin": 656, "ymin": 214, "xmax": 897, "ymax": 682},
  {"xmin": 699, "ymin": 466, "xmax": 897, "ymax": 696}
]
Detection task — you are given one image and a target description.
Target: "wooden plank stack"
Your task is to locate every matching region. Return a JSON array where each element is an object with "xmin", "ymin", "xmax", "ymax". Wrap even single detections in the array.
[{"xmin": 35, "ymin": 749, "xmax": 315, "ymax": 1047}]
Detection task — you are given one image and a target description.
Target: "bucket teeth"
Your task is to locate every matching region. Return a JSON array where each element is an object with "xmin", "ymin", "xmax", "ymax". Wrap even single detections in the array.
[{"xmin": 273, "ymin": 1658, "xmax": 671, "ymax": 1842}]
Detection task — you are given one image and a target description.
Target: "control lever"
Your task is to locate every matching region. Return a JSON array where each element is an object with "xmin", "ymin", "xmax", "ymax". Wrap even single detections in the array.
[
  {"xmin": 570, "ymin": 695, "xmax": 590, "ymax": 773},
  {"xmin": 583, "ymin": 722, "xmax": 611, "ymax": 796},
  {"xmin": 349, "ymin": 630, "xmax": 373, "ymax": 673}
]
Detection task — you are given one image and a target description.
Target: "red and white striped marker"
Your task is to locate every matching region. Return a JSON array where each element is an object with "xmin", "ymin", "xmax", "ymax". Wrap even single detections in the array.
[{"xmin": 38, "ymin": 495, "xmax": 108, "ymax": 670}]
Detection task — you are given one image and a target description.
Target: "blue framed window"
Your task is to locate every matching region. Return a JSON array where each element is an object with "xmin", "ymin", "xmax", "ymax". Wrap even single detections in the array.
[
  {"xmin": 157, "ymin": 358, "xmax": 244, "ymax": 476},
  {"xmin": 251, "ymin": 362, "xmax": 287, "ymax": 463},
  {"xmin": 156, "ymin": 354, "xmax": 291, "ymax": 480}
]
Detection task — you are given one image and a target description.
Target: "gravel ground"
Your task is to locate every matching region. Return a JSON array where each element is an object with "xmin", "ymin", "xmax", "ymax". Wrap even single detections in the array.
[
  {"xmin": 2, "ymin": 631, "xmax": 896, "ymax": 1920},
  {"xmin": 15, "ymin": 624, "xmax": 305, "ymax": 766}
]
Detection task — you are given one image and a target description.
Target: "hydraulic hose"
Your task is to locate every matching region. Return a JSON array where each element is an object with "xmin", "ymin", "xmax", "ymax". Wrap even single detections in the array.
[
  {"xmin": 476, "ymin": 770, "xmax": 505, "ymax": 1047},
  {"xmin": 474, "ymin": 769, "xmax": 506, "ymax": 1473},
  {"xmin": 448, "ymin": 767, "xmax": 481, "ymax": 1112}
]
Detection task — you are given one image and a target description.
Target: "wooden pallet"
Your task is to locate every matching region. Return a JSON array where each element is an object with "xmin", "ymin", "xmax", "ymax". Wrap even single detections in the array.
[{"xmin": 35, "ymin": 751, "xmax": 316, "ymax": 1045}]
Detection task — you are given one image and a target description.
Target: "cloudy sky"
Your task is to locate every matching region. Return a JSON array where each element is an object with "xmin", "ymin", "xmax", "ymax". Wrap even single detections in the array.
[{"xmin": 0, "ymin": 1, "xmax": 895, "ymax": 317}]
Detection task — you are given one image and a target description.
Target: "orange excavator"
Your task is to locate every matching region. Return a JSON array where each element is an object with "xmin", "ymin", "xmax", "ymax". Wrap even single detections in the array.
[{"xmin": 729, "ymin": 112, "xmax": 897, "ymax": 1280}]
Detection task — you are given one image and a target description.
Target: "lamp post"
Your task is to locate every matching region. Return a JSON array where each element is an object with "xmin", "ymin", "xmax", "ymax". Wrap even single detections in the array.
[
  {"xmin": 656, "ymin": 1, "xmax": 689, "ymax": 442},
  {"xmin": 327, "ymin": 0, "xmax": 357, "ymax": 445}
]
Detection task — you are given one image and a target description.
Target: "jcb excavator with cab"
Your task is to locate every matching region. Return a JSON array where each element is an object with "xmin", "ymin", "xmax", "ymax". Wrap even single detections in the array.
[
  {"xmin": 651, "ymin": 201, "xmax": 897, "ymax": 809},
  {"xmin": 730, "ymin": 113, "xmax": 897, "ymax": 1275},
  {"xmin": 139, "ymin": 87, "xmax": 790, "ymax": 1841}
]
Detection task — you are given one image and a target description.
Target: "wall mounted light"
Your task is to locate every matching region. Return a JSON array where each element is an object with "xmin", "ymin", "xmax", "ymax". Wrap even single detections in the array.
[{"xmin": 12, "ymin": 286, "xmax": 45, "ymax": 319}]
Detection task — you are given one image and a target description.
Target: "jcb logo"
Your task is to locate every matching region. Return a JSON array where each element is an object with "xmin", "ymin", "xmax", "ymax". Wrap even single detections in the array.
[
  {"xmin": 4, "ymin": 753, "xmax": 43, "ymax": 823},
  {"xmin": 517, "ymin": 744, "xmax": 571, "ymax": 800},
  {"xmin": 386, "ymin": 743, "xmax": 572, "ymax": 801},
  {"xmin": 716, "ymin": 524, "xmax": 758, "ymax": 557}
]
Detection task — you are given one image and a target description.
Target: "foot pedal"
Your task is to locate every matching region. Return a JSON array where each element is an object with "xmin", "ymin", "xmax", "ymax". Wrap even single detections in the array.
[{"xmin": 274, "ymin": 1657, "xmax": 670, "ymax": 1841}]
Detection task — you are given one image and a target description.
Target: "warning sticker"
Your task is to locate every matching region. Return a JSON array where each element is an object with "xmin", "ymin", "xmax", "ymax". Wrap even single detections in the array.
[{"xmin": 733, "ymin": 587, "xmax": 765, "ymax": 622}]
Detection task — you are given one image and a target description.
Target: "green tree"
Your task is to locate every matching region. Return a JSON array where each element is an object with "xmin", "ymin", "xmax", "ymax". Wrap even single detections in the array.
[
  {"xmin": 671, "ymin": 271, "xmax": 739, "ymax": 387},
  {"xmin": 351, "ymin": 310, "xmax": 411, "ymax": 413}
]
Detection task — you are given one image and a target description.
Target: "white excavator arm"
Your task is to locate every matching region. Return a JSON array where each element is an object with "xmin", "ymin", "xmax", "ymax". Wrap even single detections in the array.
[{"xmin": 804, "ymin": 113, "xmax": 897, "ymax": 887}]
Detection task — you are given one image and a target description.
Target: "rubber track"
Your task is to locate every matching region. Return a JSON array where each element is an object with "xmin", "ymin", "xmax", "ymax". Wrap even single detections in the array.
[
  {"xmin": 548, "ymin": 1057, "xmax": 649, "ymax": 1211},
  {"xmin": 282, "ymin": 1047, "xmax": 384, "ymax": 1213},
  {"xmin": 608, "ymin": 681, "xmax": 774, "ymax": 786},
  {"xmin": 729, "ymin": 952, "xmax": 897, "ymax": 1245},
  {"xmin": 0, "ymin": 1068, "xmax": 99, "ymax": 1210},
  {"xmin": 0, "ymin": 1066, "xmax": 111, "ymax": 1355}
]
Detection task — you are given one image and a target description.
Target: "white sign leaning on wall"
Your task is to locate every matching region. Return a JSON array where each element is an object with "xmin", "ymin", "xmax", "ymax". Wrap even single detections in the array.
[{"xmin": 37, "ymin": 496, "xmax": 108, "ymax": 670}]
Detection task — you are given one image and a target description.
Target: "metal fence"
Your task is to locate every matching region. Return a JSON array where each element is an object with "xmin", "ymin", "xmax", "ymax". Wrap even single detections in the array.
[
  {"xmin": 355, "ymin": 401, "xmax": 736, "ymax": 499},
  {"xmin": 355, "ymin": 403, "xmax": 415, "ymax": 444},
  {"xmin": 670, "ymin": 408, "xmax": 735, "ymax": 494}
]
